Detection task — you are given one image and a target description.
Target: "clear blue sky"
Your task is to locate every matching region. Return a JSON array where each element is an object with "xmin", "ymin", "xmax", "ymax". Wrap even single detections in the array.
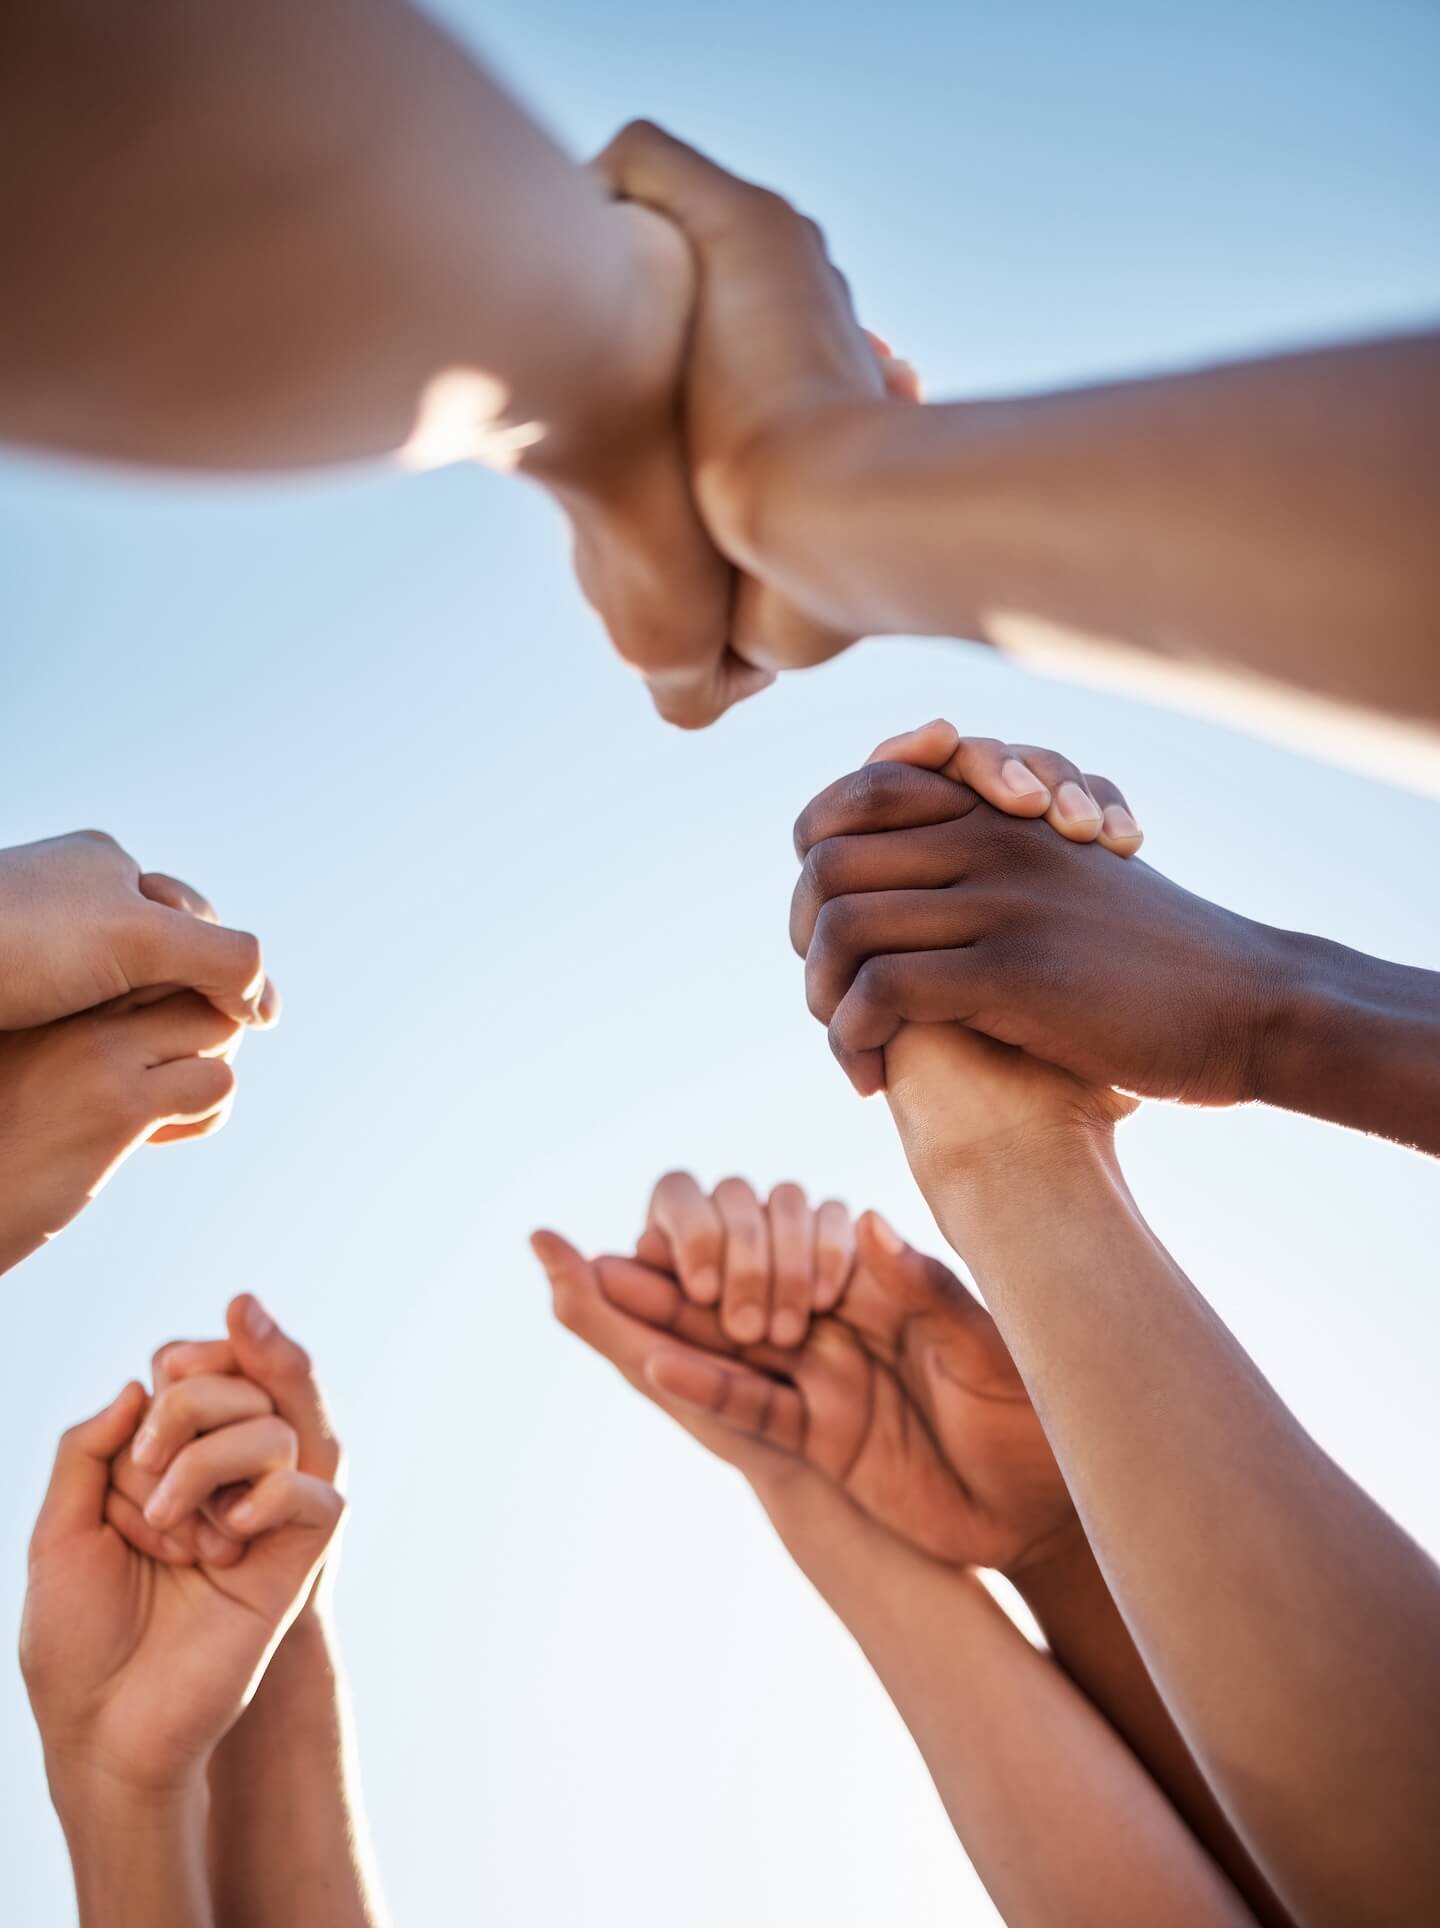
[{"xmin": 2, "ymin": 3, "xmax": 1437, "ymax": 1922}]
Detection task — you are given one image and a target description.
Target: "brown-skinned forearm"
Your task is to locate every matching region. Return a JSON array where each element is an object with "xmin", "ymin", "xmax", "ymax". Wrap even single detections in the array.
[
  {"xmin": 739, "ymin": 335, "xmax": 1440, "ymax": 728},
  {"xmin": 1259, "ymin": 930, "xmax": 1440, "ymax": 1155},
  {"xmin": 755, "ymin": 1477, "xmax": 1256, "ymax": 1928},
  {"xmin": 904, "ymin": 1131, "xmax": 1440, "ymax": 1927},
  {"xmin": 1013, "ymin": 1534, "xmax": 1296, "ymax": 1928},
  {"xmin": 206, "ymin": 1611, "xmax": 384, "ymax": 1928},
  {"xmin": 0, "ymin": 0, "xmax": 648, "ymax": 471}
]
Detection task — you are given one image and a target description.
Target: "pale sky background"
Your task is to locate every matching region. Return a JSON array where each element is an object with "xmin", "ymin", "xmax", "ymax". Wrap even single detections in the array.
[{"xmin": 2, "ymin": 2, "xmax": 1438, "ymax": 1923}]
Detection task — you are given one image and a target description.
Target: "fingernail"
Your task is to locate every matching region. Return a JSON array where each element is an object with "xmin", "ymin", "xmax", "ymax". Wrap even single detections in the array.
[
  {"xmin": 770, "ymin": 1308, "xmax": 806, "ymax": 1348},
  {"xmin": 1056, "ymin": 781, "xmax": 1102, "ymax": 827},
  {"xmin": 1000, "ymin": 758, "xmax": 1048, "ymax": 800},
  {"xmin": 869, "ymin": 1213, "xmax": 904, "ymax": 1255},
  {"xmin": 144, "ymin": 1488, "xmax": 175, "ymax": 1528},
  {"xmin": 227, "ymin": 1498, "xmax": 256, "ymax": 1530},
  {"xmin": 690, "ymin": 1265, "xmax": 721, "ymax": 1306},
  {"xmin": 244, "ymin": 1297, "xmax": 275, "ymax": 1341},
  {"xmin": 728, "ymin": 1304, "xmax": 767, "ymax": 1345},
  {"xmin": 131, "ymin": 1427, "xmax": 160, "ymax": 1470},
  {"xmin": 1103, "ymin": 805, "xmax": 1141, "ymax": 843}
]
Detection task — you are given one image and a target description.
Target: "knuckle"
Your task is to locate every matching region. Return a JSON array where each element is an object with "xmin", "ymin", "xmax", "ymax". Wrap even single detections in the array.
[{"xmin": 802, "ymin": 837, "xmax": 847, "ymax": 903}]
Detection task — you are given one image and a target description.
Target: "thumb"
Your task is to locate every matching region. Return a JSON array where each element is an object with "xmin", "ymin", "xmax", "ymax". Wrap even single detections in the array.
[
  {"xmin": 123, "ymin": 901, "xmax": 269, "ymax": 1028},
  {"xmin": 865, "ymin": 718, "xmax": 961, "ymax": 772},
  {"xmin": 31, "ymin": 1382, "xmax": 146, "ymax": 1556},
  {"xmin": 855, "ymin": 1211, "xmax": 976, "ymax": 1320},
  {"xmin": 224, "ymin": 1296, "xmax": 339, "ymax": 1480}
]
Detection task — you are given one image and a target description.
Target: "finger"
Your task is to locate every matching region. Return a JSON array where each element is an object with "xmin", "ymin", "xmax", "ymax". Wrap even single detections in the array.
[
  {"xmin": 712, "ymin": 1177, "xmax": 771, "ymax": 1346},
  {"xmin": 31, "ymin": 1383, "xmax": 146, "ymax": 1554},
  {"xmin": 645, "ymin": 653, "xmax": 776, "ymax": 731},
  {"xmin": 115, "ymin": 989, "xmax": 245, "ymax": 1064},
  {"xmin": 535, "ymin": 1231, "xmax": 672, "ymax": 1394},
  {"xmin": 597, "ymin": 1257, "xmax": 797, "ymax": 1375},
  {"xmin": 225, "ymin": 1297, "xmax": 341, "ymax": 1483},
  {"xmin": 1006, "ymin": 745, "xmax": 1104, "ymax": 844},
  {"xmin": 646, "ymin": 1172, "xmax": 726, "ymax": 1307},
  {"xmin": 144, "ymin": 1055, "xmax": 237, "ymax": 1129},
  {"xmin": 123, "ymin": 902, "xmax": 267, "ymax": 1027},
  {"xmin": 879, "ymin": 356, "xmax": 922, "ymax": 404},
  {"xmin": 129, "ymin": 1373, "xmax": 276, "ymax": 1477},
  {"xmin": 813, "ymin": 1201, "xmax": 857, "ymax": 1311},
  {"xmin": 864, "ymin": 718, "xmax": 962, "ymax": 771},
  {"xmin": 148, "ymin": 1099, "xmax": 235, "ymax": 1145},
  {"xmin": 103, "ymin": 1486, "xmax": 218, "ymax": 1567},
  {"xmin": 1085, "ymin": 772, "xmax": 1144, "ymax": 856},
  {"xmin": 143, "ymin": 1414, "xmax": 298, "ymax": 1531},
  {"xmin": 855, "ymin": 1211, "xmax": 979, "ymax": 1321},
  {"xmin": 220, "ymin": 1469, "xmax": 345, "ymax": 1541},
  {"xmin": 791, "ymin": 821, "xmax": 978, "ymax": 955},
  {"xmin": 829, "ymin": 950, "xmax": 996, "ymax": 1096},
  {"xmin": 152, "ymin": 1339, "xmax": 237, "ymax": 1392},
  {"xmin": 806, "ymin": 889, "xmax": 991, "ymax": 1025},
  {"xmin": 900, "ymin": 732, "xmax": 1055, "ymax": 818},
  {"xmin": 731, "ymin": 575, "xmax": 854, "ymax": 676},
  {"xmin": 110, "ymin": 1441, "xmax": 231, "ymax": 1563},
  {"xmin": 644, "ymin": 1347, "xmax": 805, "ymax": 1453},
  {"xmin": 766, "ymin": 1182, "xmax": 815, "ymax": 1348},
  {"xmin": 593, "ymin": 120, "xmax": 765, "ymax": 242},
  {"xmin": 794, "ymin": 762, "xmax": 980, "ymax": 860},
  {"xmin": 138, "ymin": 871, "xmax": 218, "ymax": 923}
]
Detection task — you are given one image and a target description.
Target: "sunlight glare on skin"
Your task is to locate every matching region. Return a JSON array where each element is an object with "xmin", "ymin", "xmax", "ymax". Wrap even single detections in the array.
[
  {"xmin": 987, "ymin": 610, "xmax": 1440, "ymax": 798},
  {"xmin": 398, "ymin": 367, "xmax": 548, "ymax": 472}
]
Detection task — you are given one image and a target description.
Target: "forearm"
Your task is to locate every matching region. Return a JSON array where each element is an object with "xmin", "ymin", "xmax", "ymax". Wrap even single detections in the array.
[
  {"xmin": 910, "ymin": 1133, "xmax": 1440, "ymax": 1927},
  {"xmin": 207, "ymin": 1612, "xmax": 384, "ymax": 1927},
  {"xmin": 0, "ymin": 0, "xmax": 642, "ymax": 471},
  {"xmin": 756, "ymin": 1479, "xmax": 1254, "ymax": 1928},
  {"xmin": 1014, "ymin": 1535, "xmax": 1295, "ymax": 1928},
  {"xmin": 735, "ymin": 335, "xmax": 1440, "ymax": 725},
  {"xmin": 1258, "ymin": 930, "xmax": 1440, "ymax": 1154},
  {"xmin": 52, "ymin": 1770, "xmax": 214, "ymax": 1928}
]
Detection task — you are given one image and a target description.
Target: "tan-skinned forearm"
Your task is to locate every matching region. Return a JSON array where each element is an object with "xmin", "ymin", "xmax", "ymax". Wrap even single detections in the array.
[
  {"xmin": 51, "ymin": 1769, "xmax": 214, "ymax": 1928},
  {"xmin": 755, "ymin": 1477, "xmax": 1256, "ymax": 1928},
  {"xmin": 0, "ymin": 0, "xmax": 648, "ymax": 470},
  {"xmin": 739, "ymin": 334, "xmax": 1440, "ymax": 727},
  {"xmin": 1013, "ymin": 1532, "xmax": 1296, "ymax": 1928},
  {"xmin": 907, "ymin": 1132, "xmax": 1440, "ymax": 1928},
  {"xmin": 206, "ymin": 1610, "xmax": 384, "ymax": 1927}
]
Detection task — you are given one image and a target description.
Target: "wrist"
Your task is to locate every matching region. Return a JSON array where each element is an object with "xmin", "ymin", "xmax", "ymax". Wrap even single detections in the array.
[
  {"xmin": 51, "ymin": 1761, "xmax": 212, "ymax": 1923},
  {"xmin": 1252, "ymin": 927, "xmax": 1440, "ymax": 1148}
]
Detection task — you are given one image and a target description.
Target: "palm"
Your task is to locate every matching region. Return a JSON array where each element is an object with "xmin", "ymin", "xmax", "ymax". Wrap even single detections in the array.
[
  {"xmin": 838, "ymin": 1255, "xmax": 1076, "ymax": 1574},
  {"xmin": 25, "ymin": 1517, "xmax": 320, "ymax": 1786},
  {"xmin": 602, "ymin": 1248, "xmax": 1074, "ymax": 1577}
]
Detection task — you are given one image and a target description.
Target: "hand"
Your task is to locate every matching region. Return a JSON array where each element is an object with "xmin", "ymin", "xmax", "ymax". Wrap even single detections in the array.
[
  {"xmin": 520, "ymin": 201, "xmax": 869, "ymax": 729},
  {"xmin": 589, "ymin": 127, "xmax": 919, "ymax": 682},
  {"xmin": 20, "ymin": 1296, "xmax": 344, "ymax": 1801},
  {"xmin": 868, "ymin": 719, "xmax": 1144, "ymax": 854},
  {"xmin": 110, "ymin": 1299, "xmax": 345, "ymax": 1611},
  {"xmin": 792, "ymin": 744, "xmax": 1288, "ymax": 1099},
  {"xmin": 0, "ymin": 830, "xmax": 277, "ymax": 1031},
  {"xmin": 0, "ymin": 992, "xmax": 247, "ymax": 1277},
  {"xmin": 534, "ymin": 1210, "xmax": 1080, "ymax": 1579},
  {"xmin": 639, "ymin": 1172, "xmax": 855, "ymax": 1348}
]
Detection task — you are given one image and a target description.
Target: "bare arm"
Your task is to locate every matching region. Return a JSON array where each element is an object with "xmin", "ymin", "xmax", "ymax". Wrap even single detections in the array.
[
  {"xmin": 52, "ymin": 1777, "xmax": 214, "ymax": 1928},
  {"xmin": 536, "ymin": 1231, "xmax": 1256, "ymax": 1928},
  {"xmin": 886, "ymin": 1029, "xmax": 1440, "ymax": 1928},
  {"xmin": 0, "ymin": 2, "xmax": 805, "ymax": 725},
  {"xmin": 598, "ymin": 124, "xmax": 1440, "ymax": 736},
  {"xmin": 763, "ymin": 1486, "xmax": 1257, "ymax": 1928},
  {"xmin": 207, "ymin": 1613, "xmax": 384, "ymax": 1928},
  {"xmin": 741, "ymin": 338, "xmax": 1440, "ymax": 729}
]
